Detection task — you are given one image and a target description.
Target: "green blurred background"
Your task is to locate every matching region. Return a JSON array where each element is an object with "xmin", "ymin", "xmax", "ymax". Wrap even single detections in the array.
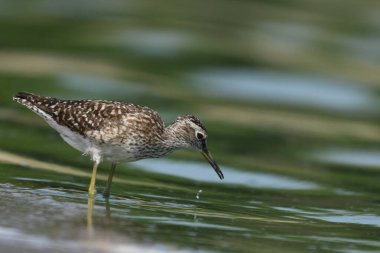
[{"xmin": 0, "ymin": 1, "xmax": 380, "ymax": 253}]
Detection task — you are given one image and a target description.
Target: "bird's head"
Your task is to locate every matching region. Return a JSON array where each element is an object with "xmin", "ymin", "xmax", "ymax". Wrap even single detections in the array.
[{"xmin": 169, "ymin": 115, "xmax": 224, "ymax": 180}]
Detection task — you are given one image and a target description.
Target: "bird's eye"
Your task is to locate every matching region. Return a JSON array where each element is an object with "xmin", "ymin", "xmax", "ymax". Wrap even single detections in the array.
[{"xmin": 196, "ymin": 132, "xmax": 204, "ymax": 140}]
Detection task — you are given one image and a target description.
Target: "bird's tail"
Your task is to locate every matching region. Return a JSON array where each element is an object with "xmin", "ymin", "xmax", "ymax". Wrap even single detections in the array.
[
  {"xmin": 13, "ymin": 91, "xmax": 47, "ymax": 114},
  {"xmin": 13, "ymin": 91, "xmax": 36, "ymax": 105},
  {"xmin": 13, "ymin": 91, "xmax": 63, "ymax": 126}
]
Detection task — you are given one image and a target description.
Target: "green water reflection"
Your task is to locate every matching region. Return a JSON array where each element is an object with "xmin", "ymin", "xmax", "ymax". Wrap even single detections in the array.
[{"xmin": 1, "ymin": 0, "xmax": 380, "ymax": 253}]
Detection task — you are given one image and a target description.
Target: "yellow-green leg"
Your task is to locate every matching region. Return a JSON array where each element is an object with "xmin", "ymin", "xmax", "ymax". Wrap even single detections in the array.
[
  {"xmin": 87, "ymin": 196, "xmax": 94, "ymax": 236},
  {"xmin": 88, "ymin": 161, "xmax": 99, "ymax": 196},
  {"xmin": 103, "ymin": 162, "xmax": 117, "ymax": 197}
]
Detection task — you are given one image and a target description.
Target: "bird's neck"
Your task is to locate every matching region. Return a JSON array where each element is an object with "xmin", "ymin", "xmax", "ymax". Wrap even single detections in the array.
[{"xmin": 161, "ymin": 123, "xmax": 191, "ymax": 152}]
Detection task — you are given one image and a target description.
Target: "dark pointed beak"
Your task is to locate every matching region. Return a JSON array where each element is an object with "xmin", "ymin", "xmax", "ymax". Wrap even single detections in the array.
[{"xmin": 201, "ymin": 149, "xmax": 224, "ymax": 180}]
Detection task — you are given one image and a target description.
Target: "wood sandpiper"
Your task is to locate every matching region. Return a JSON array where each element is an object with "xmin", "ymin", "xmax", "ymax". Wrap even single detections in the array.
[{"xmin": 13, "ymin": 92, "xmax": 224, "ymax": 197}]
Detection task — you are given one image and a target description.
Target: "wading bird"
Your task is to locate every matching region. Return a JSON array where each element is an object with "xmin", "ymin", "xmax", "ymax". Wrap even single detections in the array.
[{"xmin": 14, "ymin": 92, "xmax": 223, "ymax": 197}]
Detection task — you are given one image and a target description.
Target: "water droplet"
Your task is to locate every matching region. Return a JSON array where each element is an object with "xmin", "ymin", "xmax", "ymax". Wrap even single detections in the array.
[{"xmin": 196, "ymin": 189, "xmax": 202, "ymax": 199}]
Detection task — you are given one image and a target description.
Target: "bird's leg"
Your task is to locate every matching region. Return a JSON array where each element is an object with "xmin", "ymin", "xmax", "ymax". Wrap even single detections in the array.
[
  {"xmin": 88, "ymin": 161, "xmax": 99, "ymax": 196},
  {"xmin": 103, "ymin": 162, "xmax": 117, "ymax": 197},
  {"xmin": 87, "ymin": 196, "xmax": 94, "ymax": 237}
]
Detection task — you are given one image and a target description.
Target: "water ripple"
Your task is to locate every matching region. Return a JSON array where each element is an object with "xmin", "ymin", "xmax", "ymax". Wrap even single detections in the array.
[{"xmin": 133, "ymin": 159, "xmax": 319, "ymax": 190}]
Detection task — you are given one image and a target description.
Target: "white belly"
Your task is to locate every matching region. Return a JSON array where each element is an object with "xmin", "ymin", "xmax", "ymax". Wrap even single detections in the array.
[{"xmin": 100, "ymin": 144, "xmax": 138, "ymax": 162}]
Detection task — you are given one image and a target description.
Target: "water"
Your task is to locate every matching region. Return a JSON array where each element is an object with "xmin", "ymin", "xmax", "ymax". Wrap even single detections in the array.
[
  {"xmin": 0, "ymin": 145, "xmax": 379, "ymax": 253},
  {"xmin": 190, "ymin": 68, "xmax": 379, "ymax": 114},
  {"xmin": 57, "ymin": 73, "xmax": 146, "ymax": 99},
  {"xmin": 1, "ymin": 0, "xmax": 380, "ymax": 252},
  {"xmin": 108, "ymin": 28, "xmax": 196, "ymax": 57},
  {"xmin": 134, "ymin": 159, "xmax": 319, "ymax": 190},
  {"xmin": 314, "ymin": 149, "xmax": 380, "ymax": 168},
  {"xmin": 196, "ymin": 189, "xmax": 202, "ymax": 199}
]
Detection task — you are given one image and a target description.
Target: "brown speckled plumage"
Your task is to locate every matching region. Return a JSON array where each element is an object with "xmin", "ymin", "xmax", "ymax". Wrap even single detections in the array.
[
  {"xmin": 14, "ymin": 92, "xmax": 163, "ymax": 143},
  {"xmin": 13, "ymin": 91, "xmax": 223, "ymax": 196}
]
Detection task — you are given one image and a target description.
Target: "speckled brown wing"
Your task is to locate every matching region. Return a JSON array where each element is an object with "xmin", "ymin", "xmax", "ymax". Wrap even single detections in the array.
[{"xmin": 13, "ymin": 92, "xmax": 165, "ymax": 144}]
